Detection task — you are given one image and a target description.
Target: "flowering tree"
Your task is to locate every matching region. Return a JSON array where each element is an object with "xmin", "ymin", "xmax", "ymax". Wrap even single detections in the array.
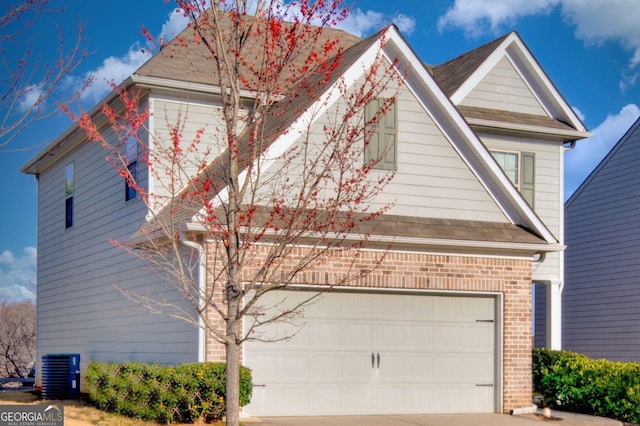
[
  {"xmin": 0, "ymin": 0, "xmax": 87, "ymax": 150},
  {"xmin": 75, "ymin": 1, "xmax": 402, "ymax": 424}
]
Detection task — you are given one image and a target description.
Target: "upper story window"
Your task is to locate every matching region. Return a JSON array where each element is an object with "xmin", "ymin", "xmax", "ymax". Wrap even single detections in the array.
[
  {"xmin": 65, "ymin": 163, "xmax": 74, "ymax": 228},
  {"xmin": 125, "ymin": 136, "xmax": 138, "ymax": 202},
  {"xmin": 490, "ymin": 150, "xmax": 535, "ymax": 207},
  {"xmin": 364, "ymin": 98, "xmax": 397, "ymax": 170}
]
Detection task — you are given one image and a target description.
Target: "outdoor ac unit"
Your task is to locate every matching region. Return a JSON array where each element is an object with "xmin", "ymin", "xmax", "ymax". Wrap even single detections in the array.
[{"xmin": 41, "ymin": 354, "xmax": 80, "ymax": 399}]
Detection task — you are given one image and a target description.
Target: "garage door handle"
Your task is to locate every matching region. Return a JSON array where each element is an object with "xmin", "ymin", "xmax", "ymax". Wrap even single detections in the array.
[
  {"xmin": 371, "ymin": 352, "xmax": 380, "ymax": 368},
  {"xmin": 476, "ymin": 384, "xmax": 493, "ymax": 387}
]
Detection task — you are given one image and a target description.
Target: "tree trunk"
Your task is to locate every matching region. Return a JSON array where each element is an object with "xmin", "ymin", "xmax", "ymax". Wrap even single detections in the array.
[{"xmin": 225, "ymin": 299, "xmax": 242, "ymax": 426}]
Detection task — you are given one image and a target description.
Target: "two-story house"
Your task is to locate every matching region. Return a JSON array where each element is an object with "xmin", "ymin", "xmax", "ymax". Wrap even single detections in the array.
[{"xmin": 21, "ymin": 12, "xmax": 588, "ymax": 417}]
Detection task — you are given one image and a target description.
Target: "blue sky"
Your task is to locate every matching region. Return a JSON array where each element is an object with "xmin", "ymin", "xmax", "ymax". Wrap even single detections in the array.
[{"xmin": 1, "ymin": 0, "xmax": 640, "ymax": 301}]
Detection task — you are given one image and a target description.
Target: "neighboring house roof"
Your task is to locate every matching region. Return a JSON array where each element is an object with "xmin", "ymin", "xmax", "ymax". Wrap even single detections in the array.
[{"xmin": 566, "ymin": 115, "xmax": 640, "ymax": 208}]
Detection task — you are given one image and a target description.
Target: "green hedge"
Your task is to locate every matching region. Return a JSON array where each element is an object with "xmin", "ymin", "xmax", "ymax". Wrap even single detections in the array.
[
  {"xmin": 533, "ymin": 348, "xmax": 640, "ymax": 423},
  {"xmin": 85, "ymin": 361, "xmax": 252, "ymax": 424}
]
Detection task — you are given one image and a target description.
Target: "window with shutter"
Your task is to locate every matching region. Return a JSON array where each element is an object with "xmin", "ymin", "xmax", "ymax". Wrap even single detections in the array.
[{"xmin": 490, "ymin": 150, "xmax": 535, "ymax": 208}]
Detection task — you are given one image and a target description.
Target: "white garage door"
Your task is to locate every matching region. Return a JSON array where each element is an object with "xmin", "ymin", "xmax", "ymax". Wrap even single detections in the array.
[{"xmin": 243, "ymin": 290, "xmax": 496, "ymax": 416}]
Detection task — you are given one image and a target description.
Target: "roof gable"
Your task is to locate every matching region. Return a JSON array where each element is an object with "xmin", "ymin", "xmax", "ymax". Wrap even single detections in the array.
[
  {"xmin": 434, "ymin": 32, "xmax": 587, "ymax": 134},
  {"xmin": 382, "ymin": 28, "xmax": 558, "ymax": 243}
]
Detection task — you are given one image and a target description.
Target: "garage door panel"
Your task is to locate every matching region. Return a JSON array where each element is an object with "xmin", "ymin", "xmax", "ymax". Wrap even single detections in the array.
[
  {"xmin": 433, "ymin": 324, "xmax": 464, "ymax": 349},
  {"xmin": 374, "ymin": 385, "xmax": 406, "ymax": 412},
  {"xmin": 463, "ymin": 324, "xmax": 494, "ymax": 351},
  {"xmin": 309, "ymin": 354, "xmax": 342, "ymax": 380},
  {"xmin": 340, "ymin": 293, "xmax": 373, "ymax": 318},
  {"xmin": 277, "ymin": 354, "xmax": 309, "ymax": 379},
  {"xmin": 464, "ymin": 386, "xmax": 495, "ymax": 413},
  {"xmin": 405, "ymin": 324, "xmax": 433, "ymax": 348},
  {"xmin": 463, "ymin": 297, "xmax": 494, "ymax": 320},
  {"xmin": 433, "ymin": 297, "xmax": 463, "ymax": 321},
  {"xmin": 341, "ymin": 386, "xmax": 374, "ymax": 413},
  {"xmin": 403, "ymin": 355, "xmax": 434, "ymax": 379},
  {"xmin": 375, "ymin": 324, "xmax": 405, "ymax": 348},
  {"xmin": 309, "ymin": 321, "xmax": 343, "ymax": 347},
  {"xmin": 461, "ymin": 355, "xmax": 494, "ymax": 380},
  {"xmin": 341, "ymin": 353, "xmax": 375, "ymax": 380},
  {"xmin": 244, "ymin": 291, "xmax": 496, "ymax": 416}
]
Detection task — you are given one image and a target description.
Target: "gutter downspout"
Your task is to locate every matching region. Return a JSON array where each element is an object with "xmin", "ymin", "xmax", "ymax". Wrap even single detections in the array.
[
  {"xmin": 563, "ymin": 140, "xmax": 577, "ymax": 151},
  {"xmin": 179, "ymin": 232, "xmax": 206, "ymax": 363}
]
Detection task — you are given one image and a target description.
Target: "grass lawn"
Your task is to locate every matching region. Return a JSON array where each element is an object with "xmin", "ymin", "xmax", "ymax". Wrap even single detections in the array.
[{"xmin": 0, "ymin": 389, "xmax": 228, "ymax": 425}]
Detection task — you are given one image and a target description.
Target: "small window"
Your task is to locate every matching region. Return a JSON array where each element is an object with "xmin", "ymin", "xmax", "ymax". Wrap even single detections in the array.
[
  {"xmin": 65, "ymin": 163, "xmax": 74, "ymax": 228},
  {"xmin": 491, "ymin": 151, "xmax": 520, "ymax": 187},
  {"xmin": 491, "ymin": 150, "xmax": 535, "ymax": 207},
  {"xmin": 125, "ymin": 136, "xmax": 138, "ymax": 201},
  {"xmin": 364, "ymin": 98, "xmax": 397, "ymax": 170}
]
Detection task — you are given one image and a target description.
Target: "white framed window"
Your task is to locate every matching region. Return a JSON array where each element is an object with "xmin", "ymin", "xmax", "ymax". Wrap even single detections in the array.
[{"xmin": 491, "ymin": 150, "xmax": 520, "ymax": 188}]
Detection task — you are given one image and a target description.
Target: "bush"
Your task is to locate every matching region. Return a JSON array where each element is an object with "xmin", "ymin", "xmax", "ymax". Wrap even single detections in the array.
[
  {"xmin": 85, "ymin": 361, "xmax": 252, "ymax": 424},
  {"xmin": 533, "ymin": 348, "xmax": 640, "ymax": 423}
]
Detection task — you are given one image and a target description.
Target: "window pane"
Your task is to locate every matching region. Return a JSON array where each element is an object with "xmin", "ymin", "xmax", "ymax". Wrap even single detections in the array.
[
  {"xmin": 125, "ymin": 161, "xmax": 138, "ymax": 201},
  {"xmin": 65, "ymin": 197, "xmax": 73, "ymax": 228},
  {"xmin": 65, "ymin": 163, "xmax": 74, "ymax": 197},
  {"xmin": 126, "ymin": 136, "xmax": 137, "ymax": 162},
  {"xmin": 491, "ymin": 151, "xmax": 519, "ymax": 186}
]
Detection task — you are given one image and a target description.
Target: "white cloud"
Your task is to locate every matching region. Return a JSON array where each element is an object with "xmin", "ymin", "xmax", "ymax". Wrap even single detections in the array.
[
  {"xmin": 0, "ymin": 247, "xmax": 36, "ymax": 302},
  {"xmin": 66, "ymin": 7, "xmax": 188, "ymax": 104},
  {"xmin": 565, "ymin": 104, "xmax": 640, "ymax": 197},
  {"xmin": 337, "ymin": 9, "xmax": 415, "ymax": 37},
  {"xmin": 159, "ymin": 8, "xmax": 190, "ymax": 43},
  {"xmin": 437, "ymin": 0, "xmax": 640, "ymax": 89},
  {"xmin": 17, "ymin": 84, "xmax": 45, "ymax": 113},
  {"xmin": 78, "ymin": 46, "xmax": 152, "ymax": 103},
  {"xmin": 561, "ymin": 0, "xmax": 640, "ymax": 70},
  {"xmin": 437, "ymin": 0, "xmax": 559, "ymax": 37}
]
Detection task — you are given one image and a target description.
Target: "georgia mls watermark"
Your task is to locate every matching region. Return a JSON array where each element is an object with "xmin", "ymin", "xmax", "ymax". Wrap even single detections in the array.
[{"xmin": 0, "ymin": 404, "xmax": 63, "ymax": 426}]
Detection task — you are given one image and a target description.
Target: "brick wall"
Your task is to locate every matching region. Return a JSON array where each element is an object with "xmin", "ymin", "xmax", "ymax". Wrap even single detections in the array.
[{"xmin": 205, "ymin": 244, "xmax": 533, "ymax": 413}]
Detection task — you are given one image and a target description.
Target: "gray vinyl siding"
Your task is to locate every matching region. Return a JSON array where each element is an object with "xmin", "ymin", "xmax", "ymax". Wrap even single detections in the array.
[
  {"xmin": 386, "ymin": 88, "xmax": 507, "ymax": 221},
  {"xmin": 533, "ymin": 283, "xmax": 547, "ymax": 348},
  {"xmin": 562, "ymin": 119, "xmax": 640, "ymax": 361},
  {"xmin": 460, "ymin": 57, "xmax": 546, "ymax": 116},
  {"xmin": 36, "ymin": 123, "xmax": 198, "ymax": 389}
]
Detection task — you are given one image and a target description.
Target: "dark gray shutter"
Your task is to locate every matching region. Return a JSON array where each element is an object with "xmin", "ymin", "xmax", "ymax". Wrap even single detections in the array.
[
  {"xmin": 364, "ymin": 98, "xmax": 397, "ymax": 170},
  {"xmin": 364, "ymin": 99, "xmax": 380, "ymax": 163},
  {"xmin": 380, "ymin": 99, "xmax": 397, "ymax": 170},
  {"xmin": 521, "ymin": 152, "xmax": 535, "ymax": 207}
]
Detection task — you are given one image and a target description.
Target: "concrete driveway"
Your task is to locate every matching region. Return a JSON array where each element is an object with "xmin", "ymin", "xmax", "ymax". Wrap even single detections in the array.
[{"xmin": 246, "ymin": 410, "xmax": 622, "ymax": 426}]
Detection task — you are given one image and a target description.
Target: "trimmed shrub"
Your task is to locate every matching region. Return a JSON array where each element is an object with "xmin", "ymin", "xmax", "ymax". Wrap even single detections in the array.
[
  {"xmin": 85, "ymin": 361, "xmax": 252, "ymax": 424},
  {"xmin": 533, "ymin": 348, "xmax": 640, "ymax": 423}
]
